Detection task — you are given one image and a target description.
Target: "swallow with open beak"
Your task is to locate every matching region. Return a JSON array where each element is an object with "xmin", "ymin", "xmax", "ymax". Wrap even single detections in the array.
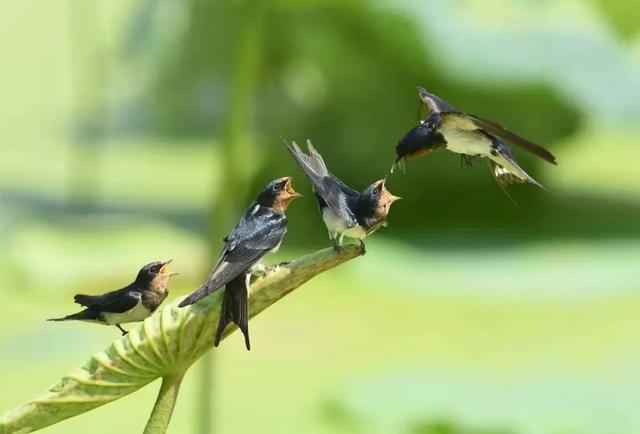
[
  {"xmin": 285, "ymin": 139, "xmax": 400, "ymax": 253},
  {"xmin": 178, "ymin": 177, "xmax": 301, "ymax": 350},
  {"xmin": 393, "ymin": 87, "xmax": 557, "ymax": 191},
  {"xmin": 48, "ymin": 260, "xmax": 177, "ymax": 335}
]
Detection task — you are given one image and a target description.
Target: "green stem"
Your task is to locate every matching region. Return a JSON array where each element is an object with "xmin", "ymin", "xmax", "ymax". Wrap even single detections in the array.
[
  {"xmin": 144, "ymin": 373, "xmax": 185, "ymax": 434},
  {"xmin": 200, "ymin": 5, "xmax": 265, "ymax": 434}
]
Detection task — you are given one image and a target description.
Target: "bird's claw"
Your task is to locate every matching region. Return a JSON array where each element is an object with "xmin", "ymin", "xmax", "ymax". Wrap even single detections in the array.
[
  {"xmin": 251, "ymin": 269, "xmax": 267, "ymax": 277},
  {"xmin": 266, "ymin": 264, "xmax": 282, "ymax": 273},
  {"xmin": 358, "ymin": 240, "xmax": 367, "ymax": 255}
]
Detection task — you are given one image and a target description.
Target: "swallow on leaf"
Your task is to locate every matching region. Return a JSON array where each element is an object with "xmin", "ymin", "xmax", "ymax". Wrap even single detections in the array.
[
  {"xmin": 394, "ymin": 87, "xmax": 557, "ymax": 192},
  {"xmin": 285, "ymin": 139, "xmax": 400, "ymax": 253},
  {"xmin": 178, "ymin": 177, "xmax": 301, "ymax": 348},
  {"xmin": 48, "ymin": 260, "xmax": 177, "ymax": 335}
]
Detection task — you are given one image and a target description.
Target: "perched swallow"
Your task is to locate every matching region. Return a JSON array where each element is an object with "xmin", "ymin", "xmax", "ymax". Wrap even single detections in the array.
[
  {"xmin": 48, "ymin": 260, "xmax": 177, "ymax": 335},
  {"xmin": 394, "ymin": 87, "xmax": 557, "ymax": 190},
  {"xmin": 179, "ymin": 177, "xmax": 301, "ymax": 347},
  {"xmin": 285, "ymin": 139, "xmax": 400, "ymax": 252}
]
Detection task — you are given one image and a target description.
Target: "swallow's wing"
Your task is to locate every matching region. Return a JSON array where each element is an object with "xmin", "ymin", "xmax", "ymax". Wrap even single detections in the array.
[
  {"xmin": 224, "ymin": 210, "xmax": 287, "ymax": 263},
  {"xmin": 93, "ymin": 290, "xmax": 142, "ymax": 313},
  {"xmin": 417, "ymin": 87, "xmax": 456, "ymax": 115},
  {"xmin": 465, "ymin": 113, "xmax": 556, "ymax": 164},
  {"xmin": 284, "ymin": 139, "xmax": 358, "ymax": 227},
  {"xmin": 179, "ymin": 210, "xmax": 287, "ymax": 307},
  {"xmin": 73, "ymin": 293, "xmax": 103, "ymax": 307}
]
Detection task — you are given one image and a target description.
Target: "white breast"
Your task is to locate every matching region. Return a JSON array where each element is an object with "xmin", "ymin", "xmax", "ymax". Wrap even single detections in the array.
[
  {"xmin": 342, "ymin": 225, "xmax": 367, "ymax": 240},
  {"xmin": 322, "ymin": 208, "xmax": 350, "ymax": 233},
  {"xmin": 440, "ymin": 121, "xmax": 492, "ymax": 157},
  {"xmin": 102, "ymin": 302, "xmax": 151, "ymax": 325},
  {"xmin": 322, "ymin": 208, "xmax": 367, "ymax": 240}
]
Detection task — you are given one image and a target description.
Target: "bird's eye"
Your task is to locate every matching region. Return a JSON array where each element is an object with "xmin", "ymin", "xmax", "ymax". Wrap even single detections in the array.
[{"xmin": 273, "ymin": 183, "xmax": 282, "ymax": 192}]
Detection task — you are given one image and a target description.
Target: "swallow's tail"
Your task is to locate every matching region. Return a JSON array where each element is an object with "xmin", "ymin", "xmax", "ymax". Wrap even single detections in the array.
[
  {"xmin": 47, "ymin": 309, "xmax": 100, "ymax": 322},
  {"xmin": 488, "ymin": 158, "xmax": 548, "ymax": 191},
  {"xmin": 488, "ymin": 139, "xmax": 549, "ymax": 191},
  {"xmin": 214, "ymin": 274, "xmax": 250, "ymax": 350}
]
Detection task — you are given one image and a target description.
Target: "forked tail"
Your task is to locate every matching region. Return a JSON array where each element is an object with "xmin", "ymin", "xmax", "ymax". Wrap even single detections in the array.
[
  {"xmin": 47, "ymin": 309, "xmax": 99, "ymax": 322},
  {"xmin": 214, "ymin": 274, "xmax": 250, "ymax": 350}
]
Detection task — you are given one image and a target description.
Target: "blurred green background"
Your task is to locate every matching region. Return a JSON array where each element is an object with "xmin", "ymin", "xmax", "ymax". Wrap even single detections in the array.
[{"xmin": 1, "ymin": 0, "xmax": 640, "ymax": 433}]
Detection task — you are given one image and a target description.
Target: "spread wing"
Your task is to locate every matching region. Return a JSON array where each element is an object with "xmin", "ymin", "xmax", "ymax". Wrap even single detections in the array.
[
  {"xmin": 466, "ymin": 113, "xmax": 556, "ymax": 164},
  {"xmin": 417, "ymin": 86, "xmax": 456, "ymax": 115},
  {"xmin": 75, "ymin": 290, "xmax": 142, "ymax": 313},
  {"xmin": 284, "ymin": 139, "xmax": 358, "ymax": 227},
  {"xmin": 179, "ymin": 209, "xmax": 287, "ymax": 307}
]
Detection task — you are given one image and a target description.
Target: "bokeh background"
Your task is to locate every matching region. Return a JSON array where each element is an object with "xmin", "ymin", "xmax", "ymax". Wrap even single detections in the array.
[{"xmin": 1, "ymin": 0, "xmax": 640, "ymax": 433}]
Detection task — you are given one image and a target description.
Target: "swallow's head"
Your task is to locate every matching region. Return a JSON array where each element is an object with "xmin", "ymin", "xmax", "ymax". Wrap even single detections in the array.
[
  {"xmin": 257, "ymin": 176, "xmax": 302, "ymax": 214},
  {"xmin": 136, "ymin": 259, "xmax": 178, "ymax": 292},
  {"xmin": 395, "ymin": 123, "xmax": 438, "ymax": 163},
  {"xmin": 361, "ymin": 179, "xmax": 401, "ymax": 220}
]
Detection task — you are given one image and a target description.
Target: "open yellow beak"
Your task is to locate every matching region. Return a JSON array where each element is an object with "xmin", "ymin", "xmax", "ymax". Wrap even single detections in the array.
[
  {"xmin": 159, "ymin": 259, "xmax": 179, "ymax": 276},
  {"xmin": 380, "ymin": 180, "xmax": 402, "ymax": 204},
  {"xmin": 284, "ymin": 178, "xmax": 303, "ymax": 199}
]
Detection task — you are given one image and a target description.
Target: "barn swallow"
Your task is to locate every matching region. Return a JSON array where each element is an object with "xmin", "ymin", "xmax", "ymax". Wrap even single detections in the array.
[
  {"xmin": 284, "ymin": 139, "xmax": 400, "ymax": 253},
  {"xmin": 393, "ymin": 87, "xmax": 557, "ymax": 190},
  {"xmin": 179, "ymin": 177, "xmax": 300, "ymax": 349},
  {"xmin": 48, "ymin": 260, "xmax": 177, "ymax": 335}
]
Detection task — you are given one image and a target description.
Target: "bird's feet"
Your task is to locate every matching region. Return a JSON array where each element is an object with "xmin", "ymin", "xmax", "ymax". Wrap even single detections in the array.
[
  {"xmin": 332, "ymin": 241, "xmax": 343, "ymax": 253},
  {"xmin": 358, "ymin": 239, "xmax": 367, "ymax": 255},
  {"xmin": 461, "ymin": 154, "xmax": 480, "ymax": 168},
  {"xmin": 266, "ymin": 263, "xmax": 284, "ymax": 273},
  {"xmin": 250, "ymin": 262, "xmax": 268, "ymax": 277}
]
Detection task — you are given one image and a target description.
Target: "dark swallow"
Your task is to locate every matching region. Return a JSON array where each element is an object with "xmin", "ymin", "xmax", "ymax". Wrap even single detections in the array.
[
  {"xmin": 393, "ymin": 87, "xmax": 557, "ymax": 190},
  {"xmin": 284, "ymin": 139, "xmax": 400, "ymax": 253},
  {"xmin": 48, "ymin": 260, "xmax": 177, "ymax": 335},
  {"xmin": 178, "ymin": 177, "xmax": 301, "ymax": 348}
]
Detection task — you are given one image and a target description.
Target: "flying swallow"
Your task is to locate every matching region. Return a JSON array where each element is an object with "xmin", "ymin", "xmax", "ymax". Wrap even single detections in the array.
[
  {"xmin": 393, "ymin": 87, "xmax": 557, "ymax": 190},
  {"xmin": 48, "ymin": 260, "xmax": 177, "ymax": 335},
  {"xmin": 178, "ymin": 177, "xmax": 301, "ymax": 349},
  {"xmin": 284, "ymin": 139, "xmax": 400, "ymax": 253}
]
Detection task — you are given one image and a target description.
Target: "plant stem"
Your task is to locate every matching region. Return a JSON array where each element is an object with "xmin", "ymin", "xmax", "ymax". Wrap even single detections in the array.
[
  {"xmin": 144, "ymin": 373, "xmax": 185, "ymax": 434},
  {"xmin": 200, "ymin": 5, "xmax": 265, "ymax": 433}
]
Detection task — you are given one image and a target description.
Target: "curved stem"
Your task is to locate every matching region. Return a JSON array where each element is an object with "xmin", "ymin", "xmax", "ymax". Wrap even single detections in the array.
[{"xmin": 144, "ymin": 373, "xmax": 184, "ymax": 434}]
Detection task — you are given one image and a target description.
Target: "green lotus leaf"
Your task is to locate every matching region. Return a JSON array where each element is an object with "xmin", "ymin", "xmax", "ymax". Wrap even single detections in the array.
[{"xmin": 0, "ymin": 245, "xmax": 362, "ymax": 434}]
